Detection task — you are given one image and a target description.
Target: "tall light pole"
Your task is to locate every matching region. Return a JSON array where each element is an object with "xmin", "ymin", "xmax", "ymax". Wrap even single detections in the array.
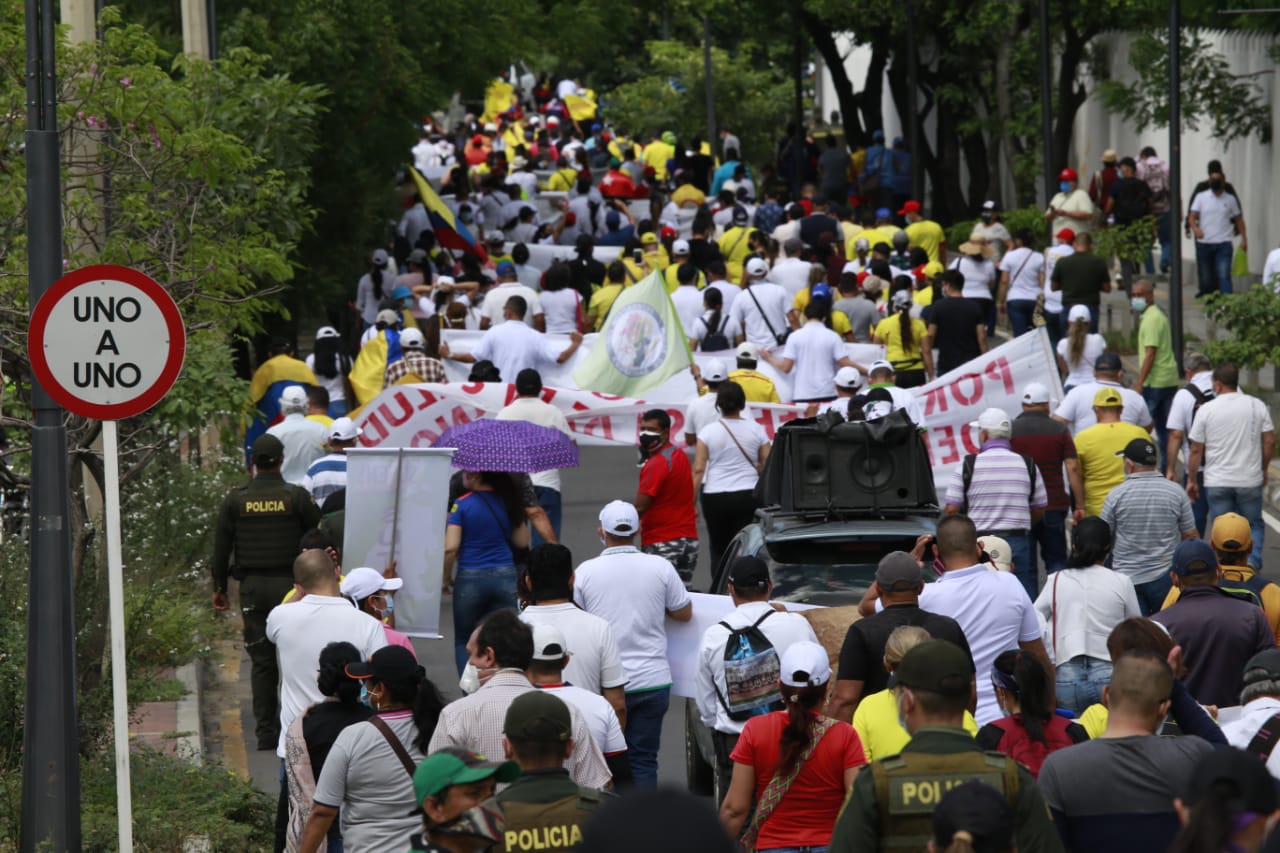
[
  {"xmin": 906, "ymin": 0, "xmax": 922, "ymax": 200},
  {"xmin": 703, "ymin": 16, "xmax": 716, "ymax": 146},
  {"xmin": 1038, "ymin": 0, "xmax": 1055, "ymax": 236},
  {"xmin": 1168, "ymin": 0, "xmax": 1184, "ymax": 359},
  {"xmin": 22, "ymin": 0, "xmax": 81, "ymax": 849}
]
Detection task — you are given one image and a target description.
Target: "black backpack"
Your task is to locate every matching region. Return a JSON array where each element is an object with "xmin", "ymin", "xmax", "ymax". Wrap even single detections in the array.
[
  {"xmin": 715, "ymin": 610, "xmax": 782, "ymax": 722},
  {"xmin": 702, "ymin": 311, "xmax": 731, "ymax": 351},
  {"xmin": 959, "ymin": 452, "xmax": 1038, "ymax": 513},
  {"xmin": 1186, "ymin": 383, "xmax": 1215, "ymax": 420}
]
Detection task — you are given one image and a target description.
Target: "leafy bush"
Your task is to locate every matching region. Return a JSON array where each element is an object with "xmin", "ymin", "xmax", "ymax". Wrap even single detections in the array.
[{"xmin": 1203, "ymin": 285, "xmax": 1280, "ymax": 370}]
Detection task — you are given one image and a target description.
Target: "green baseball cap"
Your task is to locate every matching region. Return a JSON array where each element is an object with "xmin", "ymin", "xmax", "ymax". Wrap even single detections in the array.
[
  {"xmin": 893, "ymin": 639, "xmax": 972, "ymax": 698},
  {"xmin": 504, "ymin": 690, "xmax": 572, "ymax": 744},
  {"xmin": 413, "ymin": 748, "xmax": 519, "ymax": 804}
]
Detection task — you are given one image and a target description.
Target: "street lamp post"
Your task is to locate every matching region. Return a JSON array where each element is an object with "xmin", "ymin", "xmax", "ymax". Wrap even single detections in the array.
[{"xmin": 1169, "ymin": 0, "xmax": 1184, "ymax": 359}]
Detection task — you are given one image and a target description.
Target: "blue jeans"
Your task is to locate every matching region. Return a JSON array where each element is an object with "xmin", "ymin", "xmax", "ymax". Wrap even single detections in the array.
[
  {"xmin": 532, "ymin": 486, "xmax": 562, "ymax": 548},
  {"xmin": 1033, "ymin": 510, "xmax": 1068, "ymax": 575},
  {"xmin": 1043, "ymin": 310, "xmax": 1063, "ymax": 351},
  {"xmin": 1185, "ymin": 470, "xmax": 1208, "ymax": 537},
  {"xmin": 1142, "ymin": 385, "xmax": 1177, "ymax": 472},
  {"xmin": 1002, "ymin": 532, "xmax": 1036, "ymax": 600},
  {"xmin": 1134, "ymin": 573, "xmax": 1173, "ymax": 616},
  {"xmin": 1007, "ymin": 299, "xmax": 1037, "ymax": 338},
  {"xmin": 1055, "ymin": 656, "xmax": 1112, "ymax": 714},
  {"xmin": 1205, "ymin": 485, "xmax": 1265, "ymax": 568},
  {"xmin": 328, "ymin": 399, "xmax": 348, "ymax": 418},
  {"xmin": 1195, "ymin": 240, "xmax": 1233, "ymax": 296},
  {"xmin": 624, "ymin": 687, "xmax": 671, "ymax": 789},
  {"xmin": 452, "ymin": 566, "xmax": 518, "ymax": 673}
]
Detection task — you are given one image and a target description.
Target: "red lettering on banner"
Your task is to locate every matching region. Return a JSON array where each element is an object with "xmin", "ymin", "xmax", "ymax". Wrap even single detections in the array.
[
  {"xmin": 575, "ymin": 416, "xmax": 615, "ymax": 441},
  {"xmin": 960, "ymin": 426, "xmax": 981, "ymax": 455},
  {"xmin": 934, "ymin": 424, "xmax": 962, "ymax": 465},
  {"xmin": 360, "ymin": 413, "xmax": 386, "ymax": 446},
  {"xmin": 502, "ymin": 384, "xmax": 519, "ymax": 406},
  {"xmin": 570, "ymin": 400, "xmax": 591, "ymax": 412},
  {"xmin": 753, "ymin": 408, "xmax": 775, "ymax": 437},
  {"xmin": 540, "ymin": 387, "xmax": 558, "ymax": 403},
  {"xmin": 984, "ymin": 356, "xmax": 1014, "ymax": 394},
  {"xmin": 434, "ymin": 406, "xmax": 474, "ymax": 436},
  {"xmin": 923, "ymin": 385, "xmax": 949, "ymax": 416},
  {"xmin": 951, "ymin": 373, "xmax": 984, "ymax": 406},
  {"xmin": 415, "ymin": 389, "xmax": 440, "ymax": 411},
  {"xmin": 592, "ymin": 392, "xmax": 625, "ymax": 402},
  {"xmin": 459, "ymin": 382, "xmax": 485, "ymax": 394},
  {"xmin": 379, "ymin": 392, "xmax": 417, "ymax": 428},
  {"xmin": 665, "ymin": 407, "xmax": 685, "ymax": 435}
]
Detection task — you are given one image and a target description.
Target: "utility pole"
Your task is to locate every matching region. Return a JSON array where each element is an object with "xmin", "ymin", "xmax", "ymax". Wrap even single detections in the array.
[
  {"xmin": 702, "ymin": 16, "xmax": 716, "ymax": 147},
  {"xmin": 22, "ymin": 0, "xmax": 81, "ymax": 848},
  {"xmin": 1038, "ymin": 0, "xmax": 1055, "ymax": 236},
  {"xmin": 181, "ymin": 0, "xmax": 211, "ymax": 58},
  {"xmin": 1168, "ymin": 0, "xmax": 1184, "ymax": 358},
  {"xmin": 906, "ymin": 0, "xmax": 922, "ymax": 201}
]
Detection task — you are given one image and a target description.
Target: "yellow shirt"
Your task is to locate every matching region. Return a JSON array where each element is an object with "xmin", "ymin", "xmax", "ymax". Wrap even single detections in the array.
[
  {"xmin": 852, "ymin": 689, "xmax": 979, "ymax": 761},
  {"xmin": 873, "ymin": 315, "xmax": 927, "ymax": 370},
  {"xmin": 843, "ymin": 225, "xmax": 865, "ymax": 260},
  {"xmin": 643, "ymin": 141, "xmax": 676, "ymax": 181},
  {"xmin": 281, "ymin": 573, "xmax": 346, "ymax": 605},
  {"xmin": 545, "ymin": 168, "xmax": 578, "ymax": 192},
  {"xmin": 1078, "ymin": 704, "xmax": 1108, "ymax": 739},
  {"xmin": 588, "ymin": 284, "xmax": 625, "ymax": 331},
  {"xmin": 719, "ymin": 226, "xmax": 758, "ymax": 283},
  {"xmin": 644, "ymin": 247, "xmax": 671, "ymax": 271},
  {"xmin": 663, "ymin": 262, "xmax": 706, "ymax": 294},
  {"xmin": 608, "ymin": 137, "xmax": 641, "ymax": 161},
  {"xmin": 792, "ymin": 290, "xmax": 851, "ymax": 336},
  {"xmin": 306, "ymin": 414, "xmax": 334, "ymax": 429},
  {"xmin": 1074, "ymin": 421, "xmax": 1153, "ymax": 515},
  {"xmin": 905, "ymin": 219, "xmax": 947, "ymax": 264},
  {"xmin": 728, "ymin": 369, "xmax": 780, "ymax": 403},
  {"xmin": 671, "ymin": 184, "xmax": 707, "ymax": 208},
  {"xmin": 858, "ymin": 227, "xmax": 898, "ymax": 255}
]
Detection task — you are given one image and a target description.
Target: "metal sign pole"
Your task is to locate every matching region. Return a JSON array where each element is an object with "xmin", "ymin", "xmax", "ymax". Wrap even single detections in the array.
[{"xmin": 102, "ymin": 419, "xmax": 134, "ymax": 852}]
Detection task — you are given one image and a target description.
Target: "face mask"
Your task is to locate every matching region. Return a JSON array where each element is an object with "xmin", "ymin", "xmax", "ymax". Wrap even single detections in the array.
[
  {"xmin": 382, "ymin": 593, "xmax": 395, "ymax": 616},
  {"xmin": 980, "ymin": 212, "xmax": 993, "ymax": 223},
  {"xmin": 896, "ymin": 694, "xmax": 910, "ymax": 732},
  {"xmin": 1059, "ymin": 181, "xmax": 1072, "ymax": 193},
  {"xmin": 359, "ymin": 683, "xmax": 374, "ymax": 708},
  {"xmin": 435, "ymin": 804, "xmax": 505, "ymax": 845},
  {"xmin": 1210, "ymin": 179, "xmax": 1224, "ymax": 193},
  {"xmin": 638, "ymin": 431, "xmax": 663, "ymax": 451},
  {"xmin": 1130, "ymin": 296, "xmax": 1147, "ymax": 313},
  {"xmin": 458, "ymin": 663, "xmax": 481, "ymax": 695}
]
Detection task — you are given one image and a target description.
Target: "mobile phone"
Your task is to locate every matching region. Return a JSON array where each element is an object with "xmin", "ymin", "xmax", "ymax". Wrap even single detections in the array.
[{"xmin": 633, "ymin": 248, "xmax": 643, "ymax": 264}]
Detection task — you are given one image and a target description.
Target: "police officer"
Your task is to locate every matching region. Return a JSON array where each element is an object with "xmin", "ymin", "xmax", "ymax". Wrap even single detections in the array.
[
  {"xmin": 490, "ymin": 691, "xmax": 610, "ymax": 853},
  {"xmin": 829, "ymin": 640, "xmax": 1063, "ymax": 853},
  {"xmin": 211, "ymin": 432, "xmax": 320, "ymax": 749}
]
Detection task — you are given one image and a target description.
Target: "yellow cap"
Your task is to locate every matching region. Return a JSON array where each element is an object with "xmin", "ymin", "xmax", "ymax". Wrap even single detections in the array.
[
  {"xmin": 1092, "ymin": 387, "xmax": 1122, "ymax": 407},
  {"xmin": 1211, "ymin": 512, "xmax": 1253, "ymax": 553}
]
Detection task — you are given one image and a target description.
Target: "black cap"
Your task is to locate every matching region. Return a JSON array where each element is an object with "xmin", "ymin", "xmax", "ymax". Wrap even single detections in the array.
[
  {"xmin": 931, "ymin": 781, "xmax": 1014, "ymax": 853},
  {"xmin": 1243, "ymin": 649, "xmax": 1280, "ymax": 685},
  {"xmin": 728, "ymin": 556, "xmax": 770, "ymax": 591},
  {"xmin": 346, "ymin": 645, "xmax": 421, "ymax": 682},
  {"xmin": 1182, "ymin": 748, "xmax": 1279, "ymax": 814},
  {"xmin": 894, "ymin": 640, "xmax": 972, "ymax": 697},
  {"xmin": 875, "ymin": 551, "xmax": 922, "ymax": 592},
  {"xmin": 252, "ymin": 433, "xmax": 284, "ymax": 463},
  {"xmin": 1094, "ymin": 352, "xmax": 1122, "ymax": 371},
  {"xmin": 504, "ymin": 690, "xmax": 571, "ymax": 743},
  {"xmin": 515, "ymin": 368, "xmax": 542, "ymax": 397},
  {"xmin": 1116, "ymin": 437, "xmax": 1158, "ymax": 466}
]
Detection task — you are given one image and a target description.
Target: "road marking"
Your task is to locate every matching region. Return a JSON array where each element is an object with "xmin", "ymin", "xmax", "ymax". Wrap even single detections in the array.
[{"xmin": 1264, "ymin": 510, "xmax": 1280, "ymax": 537}]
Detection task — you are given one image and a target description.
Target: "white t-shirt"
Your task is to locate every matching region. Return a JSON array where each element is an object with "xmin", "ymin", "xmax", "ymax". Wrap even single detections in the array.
[
  {"xmin": 671, "ymin": 285, "xmax": 705, "ymax": 337},
  {"xmin": 1054, "ymin": 380, "xmax": 1153, "ymax": 434},
  {"xmin": 871, "ymin": 383, "xmax": 928, "ymax": 429},
  {"xmin": 769, "ymin": 257, "xmax": 814, "ymax": 298},
  {"xmin": 1043, "ymin": 246, "xmax": 1074, "ymax": 313},
  {"xmin": 539, "ymin": 684, "xmax": 627, "ymax": 755},
  {"xmin": 949, "ymin": 256, "xmax": 997, "ymax": 301},
  {"xmin": 312, "ymin": 711, "xmax": 424, "ymax": 853},
  {"xmin": 1188, "ymin": 390, "xmax": 1275, "ymax": 488},
  {"xmin": 1056, "ymin": 334, "xmax": 1107, "ymax": 388},
  {"xmin": 471, "ymin": 322, "xmax": 563, "ymax": 386},
  {"xmin": 697, "ymin": 418, "xmax": 769, "ymax": 493},
  {"xmin": 684, "ymin": 391, "xmax": 753, "ymax": 441},
  {"xmin": 1223, "ymin": 697, "xmax": 1280, "ymax": 780},
  {"xmin": 265, "ymin": 595, "xmax": 387, "ymax": 757},
  {"xmin": 496, "ymin": 397, "xmax": 572, "ymax": 492},
  {"xmin": 1189, "ymin": 189, "xmax": 1242, "ymax": 244},
  {"xmin": 573, "ymin": 547, "xmax": 692, "ymax": 691},
  {"xmin": 705, "ymin": 282, "xmax": 741, "ymax": 318},
  {"xmin": 482, "ymin": 283, "xmax": 543, "ymax": 327},
  {"xmin": 539, "ymin": 288, "xmax": 582, "ymax": 334},
  {"xmin": 1034, "ymin": 566, "xmax": 1141, "ymax": 665},
  {"xmin": 689, "ymin": 311, "xmax": 741, "ymax": 350},
  {"xmin": 728, "ymin": 282, "xmax": 790, "ymax": 348},
  {"xmin": 781, "ymin": 321, "xmax": 847, "ymax": 401},
  {"xmin": 267, "ymin": 413, "xmax": 330, "ymax": 486},
  {"xmin": 998, "ymin": 247, "xmax": 1045, "ymax": 302},
  {"xmin": 521, "ymin": 602, "xmax": 627, "ymax": 693},
  {"xmin": 305, "ymin": 353, "xmax": 347, "ymax": 404},
  {"xmin": 1165, "ymin": 370, "xmax": 1213, "ymax": 465}
]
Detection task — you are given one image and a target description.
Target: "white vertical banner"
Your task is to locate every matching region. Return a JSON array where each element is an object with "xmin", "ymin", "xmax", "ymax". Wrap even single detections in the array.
[{"xmin": 343, "ymin": 448, "xmax": 455, "ymax": 638}]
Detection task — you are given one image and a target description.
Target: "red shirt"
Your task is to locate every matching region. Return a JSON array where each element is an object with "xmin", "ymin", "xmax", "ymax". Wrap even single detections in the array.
[
  {"xmin": 730, "ymin": 711, "xmax": 866, "ymax": 848},
  {"xmin": 637, "ymin": 444, "xmax": 697, "ymax": 545}
]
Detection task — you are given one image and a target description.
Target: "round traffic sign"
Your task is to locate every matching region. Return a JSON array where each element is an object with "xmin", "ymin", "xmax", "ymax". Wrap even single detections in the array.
[{"xmin": 28, "ymin": 264, "xmax": 186, "ymax": 420}]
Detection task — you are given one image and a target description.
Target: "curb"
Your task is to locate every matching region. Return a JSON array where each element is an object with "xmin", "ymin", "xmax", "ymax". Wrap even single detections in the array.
[{"xmin": 174, "ymin": 661, "xmax": 203, "ymax": 766}]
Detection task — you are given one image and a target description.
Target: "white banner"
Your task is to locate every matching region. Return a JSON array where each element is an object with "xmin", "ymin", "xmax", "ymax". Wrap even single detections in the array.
[{"xmin": 343, "ymin": 448, "xmax": 455, "ymax": 638}]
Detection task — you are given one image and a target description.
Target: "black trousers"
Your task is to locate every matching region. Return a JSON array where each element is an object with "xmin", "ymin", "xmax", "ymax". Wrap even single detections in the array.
[{"xmin": 701, "ymin": 489, "xmax": 757, "ymax": 574}]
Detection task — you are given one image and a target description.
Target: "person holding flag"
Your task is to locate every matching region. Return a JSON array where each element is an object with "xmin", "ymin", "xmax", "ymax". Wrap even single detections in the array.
[{"xmin": 245, "ymin": 338, "xmax": 318, "ymax": 466}]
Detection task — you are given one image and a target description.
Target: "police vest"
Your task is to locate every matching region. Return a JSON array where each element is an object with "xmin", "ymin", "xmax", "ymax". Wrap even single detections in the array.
[
  {"xmin": 498, "ymin": 789, "xmax": 603, "ymax": 853},
  {"xmin": 232, "ymin": 481, "xmax": 311, "ymax": 572},
  {"xmin": 871, "ymin": 750, "xmax": 1021, "ymax": 849}
]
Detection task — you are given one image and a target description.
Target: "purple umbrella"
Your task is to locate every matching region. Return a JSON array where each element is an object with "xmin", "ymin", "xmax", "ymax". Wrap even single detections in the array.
[{"xmin": 432, "ymin": 418, "xmax": 579, "ymax": 473}]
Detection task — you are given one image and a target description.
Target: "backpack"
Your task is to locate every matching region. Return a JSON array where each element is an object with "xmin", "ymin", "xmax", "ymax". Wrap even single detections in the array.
[
  {"xmin": 1218, "ymin": 569, "xmax": 1271, "ymax": 608},
  {"xmin": 702, "ymin": 311, "xmax": 731, "ymax": 352},
  {"xmin": 986, "ymin": 715, "xmax": 1079, "ymax": 779},
  {"xmin": 715, "ymin": 610, "xmax": 782, "ymax": 721},
  {"xmin": 959, "ymin": 452, "xmax": 1038, "ymax": 513},
  {"xmin": 1142, "ymin": 160, "xmax": 1170, "ymax": 207},
  {"xmin": 1186, "ymin": 382, "xmax": 1215, "ymax": 421}
]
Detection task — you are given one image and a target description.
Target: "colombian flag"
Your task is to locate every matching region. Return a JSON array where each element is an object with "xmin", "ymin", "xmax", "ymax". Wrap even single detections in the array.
[
  {"xmin": 244, "ymin": 355, "xmax": 318, "ymax": 463},
  {"xmin": 483, "ymin": 79, "xmax": 517, "ymax": 124},
  {"xmin": 410, "ymin": 167, "xmax": 484, "ymax": 259},
  {"xmin": 348, "ymin": 328, "xmax": 405, "ymax": 412}
]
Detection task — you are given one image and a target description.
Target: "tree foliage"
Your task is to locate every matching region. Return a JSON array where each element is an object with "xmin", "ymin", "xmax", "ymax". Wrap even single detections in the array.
[
  {"xmin": 1099, "ymin": 29, "xmax": 1274, "ymax": 146},
  {"xmin": 1202, "ymin": 286, "xmax": 1280, "ymax": 371}
]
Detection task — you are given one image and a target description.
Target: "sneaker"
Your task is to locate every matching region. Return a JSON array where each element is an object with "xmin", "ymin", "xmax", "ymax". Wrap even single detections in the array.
[{"xmin": 257, "ymin": 735, "xmax": 279, "ymax": 750}]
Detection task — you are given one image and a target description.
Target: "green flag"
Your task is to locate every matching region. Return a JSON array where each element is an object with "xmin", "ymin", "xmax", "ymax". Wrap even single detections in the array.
[{"xmin": 572, "ymin": 270, "xmax": 692, "ymax": 396}]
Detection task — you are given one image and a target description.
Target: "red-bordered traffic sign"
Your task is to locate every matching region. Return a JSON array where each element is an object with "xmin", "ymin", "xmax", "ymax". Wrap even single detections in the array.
[{"xmin": 28, "ymin": 264, "xmax": 186, "ymax": 420}]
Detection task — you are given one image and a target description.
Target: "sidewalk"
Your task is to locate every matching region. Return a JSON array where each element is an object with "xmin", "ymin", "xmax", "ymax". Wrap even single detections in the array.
[{"xmin": 127, "ymin": 662, "xmax": 202, "ymax": 762}]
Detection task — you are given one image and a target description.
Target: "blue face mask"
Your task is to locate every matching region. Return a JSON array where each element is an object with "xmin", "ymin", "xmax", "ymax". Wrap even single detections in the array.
[
  {"xmin": 1059, "ymin": 180, "xmax": 1072, "ymax": 193},
  {"xmin": 359, "ymin": 684, "xmax": 373, "ymax": 708},
  {"xmin": 1130, "ymin": 296, "xmax": 1147, "ymax": 313}
]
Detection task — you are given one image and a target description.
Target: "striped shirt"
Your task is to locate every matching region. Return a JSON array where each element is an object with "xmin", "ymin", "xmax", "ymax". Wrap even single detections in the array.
[
  {"xmin": 1099, "ymin": 471, "xmax": 1196, "ymax": 585},
  {"xmin": 303, "ymin": 452, "xmax": 348, "ymax": 504},
  {"xmin": 944, "ymin": 439, "xmax": 1047, "ymax": 531}
]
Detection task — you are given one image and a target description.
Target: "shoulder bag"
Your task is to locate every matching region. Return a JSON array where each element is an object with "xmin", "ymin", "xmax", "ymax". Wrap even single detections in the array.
[
  {"xmin": 746, "ymin": 285, "xmax": 788, "ymax": 347},
  {"xmin": 368, "ymin": 716, "xmax": 416, "ymax": 778},
  {"xmin": 740, "ymin": 717, "xmax": 835, "ymax": 852},
  {"xmin": 720, "ymin": 421, "xmax": 761, "ymax": 474}
]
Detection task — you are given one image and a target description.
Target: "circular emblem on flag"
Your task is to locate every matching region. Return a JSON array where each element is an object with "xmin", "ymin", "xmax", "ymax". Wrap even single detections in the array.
[{"xmin": 605, "ymin": 303, "xmax": 667, "ymax": 378}]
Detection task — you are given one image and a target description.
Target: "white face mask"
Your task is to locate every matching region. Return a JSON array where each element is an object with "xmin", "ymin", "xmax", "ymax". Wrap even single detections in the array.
[{"xmin": 458, "ymin": 663, "xmax": 481, "ymax": 695}]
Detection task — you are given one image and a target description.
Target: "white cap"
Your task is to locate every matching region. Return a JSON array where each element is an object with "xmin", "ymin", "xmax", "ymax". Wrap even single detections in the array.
[
  {"xmin": 891, "ymin": 289, "xmax": 913, "ymax": 310},
  {"xmin": 779, "ymin": 641, "xmax": 831, "ymax": 687},
  {"xmin": 340, "ymin": 567, "xmax": 404, "ymax": 600},
  {"xmin": 279, "ymin": 384, "xmax": 308, "ymax": 409},
  {"xmin": 531, "ymin": 623, "xmax": 571, "ymax": 661},
  {"xmin": 316, "ymin": 326, "xmax": 340, "ymax": 339},
  {"xmin": 982, "ymin": 200, "xmax": 997, "ymax": 211},
  {"xmin": 599, "ymin": 500, "xmax": 640, "ymax": 537},
  {"xmin": 854, "ymin": 237, "xmax": 870, "ymax": 251},
  {"xmin": 1022, "ymin": 382, "xmax": 1051, "ymax": 405},
  {"xmin": 978, "ymin": 536, "xmax": 1013, "ymax": 572},
  {"xmin": 869, "ymin": 359, "xmax": 894, "ymax": 376},
  {"xmin": 971, "ymin": 407, "xmax": 1012, "ymax": 434},
  {"xmin": 834, "ymin": 366, "xmax": 864, "ymax": 390},
  {"xmin": 400, "ymin": 327, "xmax": 426, "ymax": 349},
  {"xmin": 736, "ymin": 341, "xmax": 759, "ymax": 360},
  {"xmin": 672, "ymin": 239, "xmax": 690, "ymax": 256},
  {"xmin": 703, "ymin": 358, "xmax": 729, "ymax": 383},
  {"xmin": 745, "ymin": 257, "xmax": 769, "ymax": 278},
  {"xmin": 330, "ymin": 416, "xmax": 363, "ymax": 442},
  {"xmin": 547, "ymin": 115, "xmax": 560, "ymax": 125},
  {"xmin": 1067, "ymin": 304, "xmax": 1092, "ymax": 323}
]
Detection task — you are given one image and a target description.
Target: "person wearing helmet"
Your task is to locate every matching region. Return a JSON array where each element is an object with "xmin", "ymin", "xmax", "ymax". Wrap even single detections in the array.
[
  {"xmin": 383, "ymin": 326, "xmax": 446, "ymax": 388},
  {"xmin": 1045, "ymin": 167, "xmax": 1096, "ymax": 237}
]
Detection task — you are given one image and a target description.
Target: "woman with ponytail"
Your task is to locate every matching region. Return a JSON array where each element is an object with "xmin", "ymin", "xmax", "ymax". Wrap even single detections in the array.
[
  {"xmin": 297, "ymin": 645, "xmax": 447, "ymax": 853},
  {"xmin": 1055, "ymin": 303, "xmax": 1106, "ymax": 392},
  {"xmin": 1170, "ymin": 748, "xmax": 1279, "ymax": 853},
  {"xmin": 929, "ymin": 780, "xmax": 1016, "ymax": 853},
  {"xmin": 872, "ymin": 289, "xmax": 933, "ymax": 387},
  {"xmin": 976, "ymin": 649, "xmax": 1088, "ymax": 778},
  {"xmin": 306, "ymin": 327, "xmax": 352, "ymax": 418},
  {"xmin": 720, "ymin": 641, "xmax": 866, "ymax": 852},
  {"xmin": 355, "ymin": 248, "xmax": 393, "ymax": 329}
]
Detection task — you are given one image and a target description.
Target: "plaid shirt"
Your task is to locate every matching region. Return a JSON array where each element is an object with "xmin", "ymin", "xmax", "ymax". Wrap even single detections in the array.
[
  {"xmin": 383, "ymin": 351, "xmax": 446, "ymax": 388},
  {"xmin": 426, "ymin": 670, "xmax": 612, "ymax": 789}
]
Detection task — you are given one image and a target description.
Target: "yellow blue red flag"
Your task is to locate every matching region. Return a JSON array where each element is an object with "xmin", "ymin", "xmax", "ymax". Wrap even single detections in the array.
[{"xmin": 410, "ymin": 168, "xmax": 484, "ymax": 258}]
